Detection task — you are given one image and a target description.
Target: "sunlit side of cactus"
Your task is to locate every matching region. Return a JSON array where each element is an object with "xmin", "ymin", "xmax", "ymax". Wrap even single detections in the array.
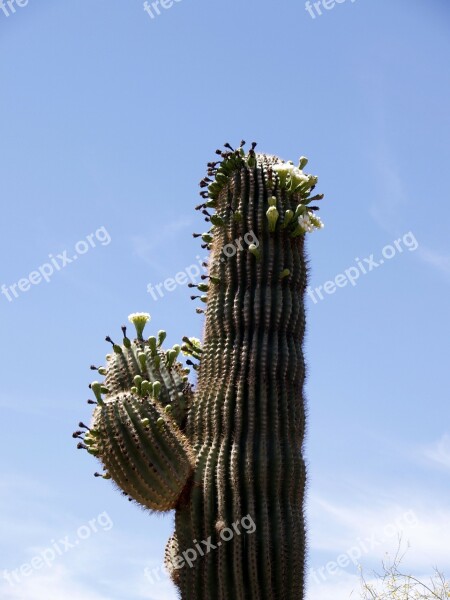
[{"xmin": 75, "ymin": 141, "xmax": 324, "ymax": 600}]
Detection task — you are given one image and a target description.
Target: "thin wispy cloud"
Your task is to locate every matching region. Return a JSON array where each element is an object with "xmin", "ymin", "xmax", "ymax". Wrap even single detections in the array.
[
  {"xmin": 0, "ymin": 566, "xmax": 114, "ymax": 600},
  {"xmin": 131, "ymin": 217, "xmax": 194, "ymax": 273},
  {"xmin": 369, "ymin": 158, "xmax": 408, "ymax": 234},
  {"xmin": 417, "ymin": 247, "xmax": 450, "ymax": 278},
  {"xmin": 308, "ymin": 492, "xmax": 450, "ymax": 572},
  {"xmin": 365, "ymin": 89, "xmax": 449, "ymax": 283},
  {"xmin": 308, "ymin": 566, "xmax": 449, "ymax": 600},
  {"xmin": 309, "ymin": 495, "xmax": 419, "ymax": 554},
  {"xmin": 365, "ymin": 79, "xmax": 409, "ymax": 236},
  {"xmin": 305, "ymin": 494, "xmax": 450, "ymax": 600},
  {"xmin": 422, "ymin": 434, "xmax": 450, "ymax": 470},
  {"xmin": 0, "ymin": 473, "xmax": 175, "ymax": 599},
  {"xmin": 369, "ymin": 158, "xmax": 450, "ymax": 280},
  {"xmin": 0, "ymin": 521, "xmax": 176, "ymax": 600}
]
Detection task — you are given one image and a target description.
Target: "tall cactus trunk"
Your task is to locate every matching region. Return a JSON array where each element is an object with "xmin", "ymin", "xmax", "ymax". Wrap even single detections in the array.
[
  {"xmin": 176, "ymin": 159, "xmax": 308, "ymax": 599},
  {"xmin": 76, "ymin": 142, "xmax": 324, "ymax": 600}
]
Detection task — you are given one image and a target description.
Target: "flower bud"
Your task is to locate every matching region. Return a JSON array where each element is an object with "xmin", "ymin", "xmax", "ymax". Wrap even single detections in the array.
[{"xmin": 266, "ymin": 206, "xmax": 279, "ymax": 232}]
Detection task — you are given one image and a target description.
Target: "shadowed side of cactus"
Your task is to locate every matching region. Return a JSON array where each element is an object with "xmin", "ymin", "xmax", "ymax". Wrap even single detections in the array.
[{"xmin": 75, "ymin": 142, "xmax": 324, "ymax": 600}]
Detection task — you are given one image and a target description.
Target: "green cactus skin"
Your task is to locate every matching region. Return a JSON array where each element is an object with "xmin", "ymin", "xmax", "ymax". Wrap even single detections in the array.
[
  {"xmin": 90, "ymin": 390, "xmax": 194, "ymax": 511},
  {"xmin": 76, "ymin": 142, "xmax": 324, "ymax": 600}
]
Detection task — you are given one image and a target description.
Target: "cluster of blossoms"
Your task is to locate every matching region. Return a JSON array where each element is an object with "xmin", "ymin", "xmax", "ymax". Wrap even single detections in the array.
[
  {"xmin": 272, "ymin": 159, "xmax": 324, "ymax": 234},
  {"xmin": 272, "ymin": 159, "xmax": 317, "ymax": 195},
  {"xmin": 297, "ymin": 210, "xmax": 324, "ymax": 233}
]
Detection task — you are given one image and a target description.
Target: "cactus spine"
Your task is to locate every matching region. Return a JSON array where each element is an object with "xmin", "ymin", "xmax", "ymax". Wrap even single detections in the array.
[{"xmin": 76, "ymin": 142, "xmax": 324, "ymax": 599}]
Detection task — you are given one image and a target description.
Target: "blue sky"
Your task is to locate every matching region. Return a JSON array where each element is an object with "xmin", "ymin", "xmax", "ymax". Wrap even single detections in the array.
[{"xmin": 0, "ymin": 0, "xmax": 449, "ymax": 598}]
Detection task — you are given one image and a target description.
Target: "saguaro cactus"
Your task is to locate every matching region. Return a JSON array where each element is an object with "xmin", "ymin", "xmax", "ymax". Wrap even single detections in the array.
[{"xmin": 75, "ymin": 141, "xmax": 324, "ymax": 599}]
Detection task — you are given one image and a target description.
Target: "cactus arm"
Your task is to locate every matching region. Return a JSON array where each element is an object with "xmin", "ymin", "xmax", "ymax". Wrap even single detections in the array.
[
  {"xmin": 89, "ymin": 390, "xmax": 194, "ymax": 511},
  {"xmin": 76, "ymin": 314, "xmax": 195, "ymax": 511}
]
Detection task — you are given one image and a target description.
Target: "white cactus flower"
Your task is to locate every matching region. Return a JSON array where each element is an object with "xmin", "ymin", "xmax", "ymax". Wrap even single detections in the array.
[
  {"xmin": 128, "ymin": 312, "xmax": 151, "ymax": 339},
  {"xmin": 297, "ymin": 211, "xmax": 324, "ymax": 233}
]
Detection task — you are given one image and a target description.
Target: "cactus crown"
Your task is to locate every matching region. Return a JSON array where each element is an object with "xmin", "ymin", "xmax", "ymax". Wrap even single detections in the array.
[{"xmin": 198, "ymin": 140, "xmax": 324, "ymax": 238}]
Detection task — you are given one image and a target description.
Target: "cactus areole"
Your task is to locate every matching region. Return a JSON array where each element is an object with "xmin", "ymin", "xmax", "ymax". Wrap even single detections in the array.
[{"xmin": 75, "ymin": 141, "xmax": 324, "ymax": 599}]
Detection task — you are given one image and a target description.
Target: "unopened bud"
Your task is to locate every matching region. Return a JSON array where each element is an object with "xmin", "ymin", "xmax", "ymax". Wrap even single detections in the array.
[{"xmin": 266, "ymin": 206, "xmax": 279, "ymax": 232}]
